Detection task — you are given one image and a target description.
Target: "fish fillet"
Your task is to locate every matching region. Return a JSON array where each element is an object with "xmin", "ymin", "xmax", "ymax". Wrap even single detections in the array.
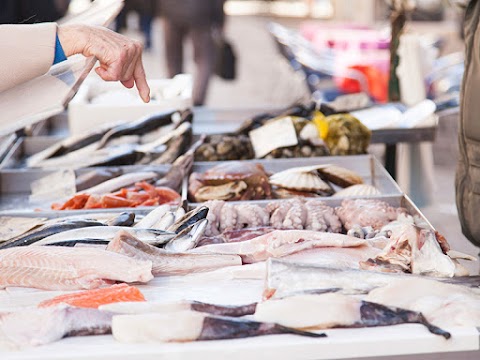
[
  {"xmin": 0, "ymin": 246, "xmax": 153, "ymax": 290},
  {"xmin": 366, "ymin": 278, "xmax": 480, "ymax": 327},
  {"xmin": 39, "ymin": 284, "xmax": 145, "ymax": 308},
  {"xmin": 0, "ymin": 306, "xmax": 113, "ymax": 350},
  {"xmin": 191, "ymin": 230, "xmax": 367, "ymax": 263},
  {"xmin": 106, "ymin": 230, "xmax": 242, "ymax": 276}
]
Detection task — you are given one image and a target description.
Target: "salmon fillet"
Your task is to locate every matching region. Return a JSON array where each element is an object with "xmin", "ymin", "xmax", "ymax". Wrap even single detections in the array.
[
  {"xmin": 39, "ymin": 284, "xmax": 145, "ymax": 308},
  {"xmin": 0, "ymin": 246, "xmax": 153, "ymax": 291}
]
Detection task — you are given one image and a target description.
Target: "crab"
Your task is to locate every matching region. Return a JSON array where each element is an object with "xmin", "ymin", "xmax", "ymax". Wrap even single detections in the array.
[{"xmin": 189, "ymin": 161, "xmax": 272, "ymax": 202}]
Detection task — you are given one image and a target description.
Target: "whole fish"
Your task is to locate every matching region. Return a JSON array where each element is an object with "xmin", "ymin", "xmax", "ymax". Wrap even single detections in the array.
[
  {"xmin": 33, "ymin": 226, "xmax": 176, "ymax": 247},
  {"xmin": 148, "ymin": 122, "xmax": 192, "ymax": 164},
  {"xmin": 0, "ymin": 306, "xmax": 114, "ymax": 350},
  {"xmin": 101, "ymin": 300, "xmax": 257, "ymax": 317},
  {"xmin": 254, "ymin": 293, "xmax": 450, "ymax": 339},
  {"xmin": 0, "ymin": 220, "xmax": 107, "ymax": 249},
  {"xmin": 152, "ymin": 211, "xmax": 176, "ymax": 230},
  {"xmin": 167, "ymin": 206, "xmax": 209, "ymax": 233},
  {"xmin": 97, "ymin": 110, "xmax": 178, "ymax": 149},
  {"xmin": 191, "ymin": 230, "xmax": 367, "ymax": 264},
  {"xmin": 112, "ymin": 310, "xmax": 325, "ymax": 343},
  {"xmin": 0, "ymin": 246, "xmax": 153, "ymax": 290},
  {"xmin": 106, "ymin": 212, "xmax": 136, "ymax": 227},
  {"xmin": 165, "ymin": 219, "xmax": 207, "ymax": 252},
  {"xmin": 264, "ymin": 259, "xmax": 480, "ymax": 300},
  {"xmin": 133, "ymin": 204, "xmax": 170, "ymax": 229},
  {"xmin": 26, "ymin": 121, "xmax": 119, "ymax": 167},
  {"xmin": 81, "ymin": 171, "xmax": 158, "ymax": 195},
  {"xmin": 106, "ymin": 230, "xmax": 242, "ymax": 276}
]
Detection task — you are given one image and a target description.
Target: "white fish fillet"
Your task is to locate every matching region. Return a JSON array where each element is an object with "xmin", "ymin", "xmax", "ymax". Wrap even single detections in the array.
[
  {"xmin": 191, "ymin": 230, "xmax": 367, "ymax": 263},
  {"xmin": 366, "ymin": 278, "xmax": 480, "ymax": 327},
  {"xmin": 0, "ymin": 246, "xmax": 153, "ymax": 290},
  {"xmin": 254, "ymin": 293, "xmax": 361, "ymax": 329},
  {"xmin": 0, "ymin": 306, "xmax": 113, "ymax": 350}
]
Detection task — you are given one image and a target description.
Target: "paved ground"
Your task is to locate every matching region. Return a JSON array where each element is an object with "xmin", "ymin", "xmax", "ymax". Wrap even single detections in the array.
[{"xmin": 123, "ymin": 14, "xmax": 480, "ymax": 273}]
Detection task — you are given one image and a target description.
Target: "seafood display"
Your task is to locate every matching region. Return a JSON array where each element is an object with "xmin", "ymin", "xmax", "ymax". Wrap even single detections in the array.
[
  {"xmin": 0, "ymin": 246, "xmax": 153, "ymax": 290},
  {"xmin": 25, "ymin": 110, "xmax": 193, "ymax": 169},
  {"xmin": 189, "ymin": 162, "xmax": 372, "ymax": 202},
  {"xmin": 193, "ymin": 103, "xmax": 373, "ymax": 161}
]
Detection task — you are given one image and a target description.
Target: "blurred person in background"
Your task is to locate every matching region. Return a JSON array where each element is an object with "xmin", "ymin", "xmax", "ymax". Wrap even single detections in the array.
[
  {"xmin": 115, "ymin": 0, "xmax": 157, "ymax": 50},
  {"xmin": 456, "ymin": 0, "xmax": 480, "ymax": 251},
  {"xmin": 159, "ymin": 0, "xmax": 226, "ymax": 106}
]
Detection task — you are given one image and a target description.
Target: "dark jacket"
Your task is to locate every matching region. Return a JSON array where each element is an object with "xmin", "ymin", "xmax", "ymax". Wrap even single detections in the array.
[{"xmin": 456, "ymin": 0, "xmax": 480, "ymax": 247}]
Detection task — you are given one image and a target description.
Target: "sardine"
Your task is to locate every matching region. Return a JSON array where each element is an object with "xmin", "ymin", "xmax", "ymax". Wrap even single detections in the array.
[
  {"xmin": 101, "ymin": 300, "xmax": 257, "ymax": 317},
  {"xmin": 0, "ymin": 220, "xmax": 107, "ymax": 249},
  {"xmin": 133, "ymin": 204, "xmax": 170, "ymax": 229},
  {"xmin": 191, "ymin": 230, "xmax": 367, "ymax": 264},
  {"xmin": 112, "ymin": 310, "xmax": 325, "ymax": 343},
  {"xmin": 254, "ymin": 293, "xmax": 450, "ymax": 339},
  {"xmin": 106, "ymin": 230, "xmax": 242, "ymax": 276},
  {"xmin": 165, "ymin": 219, "xmax": 207, "ymax": 252},
  {"xmin": 0, "ymin": 306, "xmax": 114, "ymax": 350},
  {"xmin": 44, "ymin": 239, "xmax": 109, "ymax": 247},
  {"xmin": 167, "ymin": 206, "xmax": 209, "ymax": 233},
  {"xmin": 105, "ymin": 212, "xmax": 136, "ymax": 227},
  {"xmin": 264, "ymin": 259, "xmax": 480, "ymax": 300},
  {"xmin": 33, "ymin": 226, "xmax": 176, "ymax": 247},
  {"xmin": 97, "ymin": 110, "xmax": 177, "ymax": 149},
  {"xmin": 81, "ymin": 171, "xmax": 158, "ymax": 195}
]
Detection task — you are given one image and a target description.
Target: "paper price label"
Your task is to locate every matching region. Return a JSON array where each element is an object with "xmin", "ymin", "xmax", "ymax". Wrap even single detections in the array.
[{"xmin": 249, "ymin": 117, "xmax": 298, "ymax": 158}]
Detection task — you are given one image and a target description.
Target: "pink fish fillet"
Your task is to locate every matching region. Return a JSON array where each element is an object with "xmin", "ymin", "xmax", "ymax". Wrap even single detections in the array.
[
  {"xmin": 190, "ymin": 230, "xmax": 367, "ymax": 264},
  {"xmin": 0, "ymin": 246, "xmax": 153, "ymax": 291}
]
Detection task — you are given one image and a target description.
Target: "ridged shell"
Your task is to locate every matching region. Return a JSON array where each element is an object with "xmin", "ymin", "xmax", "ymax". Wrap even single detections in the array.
[
  {"xmin": 333, "ymin": 184, "xmax": 381, "ymax": 197},
  {"xmin": 270, "ymin": 171, "xmax": 332, "ymax": 193},
  {"xmin": 318, "ymin": 165, "xmax": 364, "ymax": 188}
]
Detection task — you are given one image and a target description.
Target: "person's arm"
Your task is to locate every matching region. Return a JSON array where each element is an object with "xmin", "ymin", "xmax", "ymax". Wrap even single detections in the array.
[
  {"xmin": 0, "ymin": 23, "xmax": 57, "ymax": 93},
  {"xmin": 0, "ymin": 23, "xmax": 150, "ymax": 102}
]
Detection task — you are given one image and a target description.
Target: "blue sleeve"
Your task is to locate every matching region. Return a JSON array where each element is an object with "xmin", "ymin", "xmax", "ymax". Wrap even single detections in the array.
[{"xmin": 53, "ymin": 33, "xmax": 67, "ymax": 65}]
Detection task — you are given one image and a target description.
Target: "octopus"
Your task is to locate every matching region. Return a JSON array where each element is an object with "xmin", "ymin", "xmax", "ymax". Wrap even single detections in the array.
[
  {"xmin": 304, "ymin": 200, "xmax": 342, "ymax": 233},
  {"xmin": 203, "ymin": 200, "xmax": 225, "ymax": 236},
  {"xmin": 335, "ymin": 199, "xmax": 408, "ymax": 231},
  {"xmin": 282, "ymin": 199, "xmax": 308, "ymax": 230},
  {"xmin": 236, "ymin": 204, "xmax": 270, "ymax": 229},
  {"xmin": 189, "ymin": 162, "xmax": 272, "ymax": 202}
]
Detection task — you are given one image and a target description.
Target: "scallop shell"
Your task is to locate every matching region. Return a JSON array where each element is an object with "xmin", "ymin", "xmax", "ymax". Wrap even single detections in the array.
[
  {"xmin": 270, "ymin": 170, "xmax": 333, "ymax": 194},
  {"xmin": 333, "ymin": 184, "xmax": 381, "ymax": 197},
  {"xmin": 318, "ymin": 165, "xmax": 363, "ymax": 188}
]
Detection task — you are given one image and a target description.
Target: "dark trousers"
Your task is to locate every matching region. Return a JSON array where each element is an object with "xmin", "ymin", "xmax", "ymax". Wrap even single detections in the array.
[{"xmin": 163, "ymin": 20, "xmax": 215, "ymax": 106}]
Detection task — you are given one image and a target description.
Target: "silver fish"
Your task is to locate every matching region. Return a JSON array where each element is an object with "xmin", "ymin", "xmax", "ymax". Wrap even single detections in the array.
[
  {"xmin": 33, "ymin": 226, "xmax": 175, "ymax": 247},
  {"xmin": 153, "ymin": 211, "xmax": 176, "ymax": 231},
  {"xmin": 165, "ymin": 219, "xmax": 208, "ymax": 252},
  {"xmin": 133, "ymin": 204, "xmax": 170, "ymax": 229}
]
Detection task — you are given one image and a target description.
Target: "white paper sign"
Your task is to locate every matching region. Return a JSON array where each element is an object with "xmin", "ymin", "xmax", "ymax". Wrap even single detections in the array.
[{"xmin": 249, "ymin": 117, "xmax": 298, "ymax": 158}]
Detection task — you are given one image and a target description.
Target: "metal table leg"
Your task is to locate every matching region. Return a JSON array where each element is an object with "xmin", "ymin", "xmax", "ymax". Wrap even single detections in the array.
[{"xmin": 385, "ymin": 144, "xmax": 397, "ymax": 179}]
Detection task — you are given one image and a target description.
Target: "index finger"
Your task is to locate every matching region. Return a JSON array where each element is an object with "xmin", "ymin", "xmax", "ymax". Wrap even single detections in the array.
[{"xmin": 133, "ymin": 57, "xmax": 150, "ymax": 103}]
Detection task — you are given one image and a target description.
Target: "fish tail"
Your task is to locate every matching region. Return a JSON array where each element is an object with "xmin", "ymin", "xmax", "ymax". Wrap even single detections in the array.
[{"xmin": 274, "ymin": 324, "xmax": 327, "ymax": 338}]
